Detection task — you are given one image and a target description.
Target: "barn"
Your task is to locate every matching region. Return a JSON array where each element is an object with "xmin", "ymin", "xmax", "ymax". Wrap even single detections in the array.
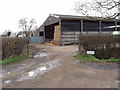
[{"xmin": 34, "ymin": 14, "xmax": 120, "ymax": 45}]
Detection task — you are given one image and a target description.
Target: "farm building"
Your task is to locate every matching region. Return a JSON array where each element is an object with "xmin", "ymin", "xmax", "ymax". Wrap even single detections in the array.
[{"xmin": 34, "ymin": 14, "xmax": 120, "ymax": 45}]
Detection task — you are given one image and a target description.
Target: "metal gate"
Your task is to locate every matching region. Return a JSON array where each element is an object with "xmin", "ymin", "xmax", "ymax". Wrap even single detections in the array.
[{"xmin": 29, "ymin": 36, "xmax": 44, "ymax": 43}]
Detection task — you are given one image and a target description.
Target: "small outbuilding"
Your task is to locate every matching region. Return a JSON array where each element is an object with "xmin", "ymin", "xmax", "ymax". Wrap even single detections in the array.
[{"xmin": 34, "ymin": 14, "xmax": 120, "ymax": 45}]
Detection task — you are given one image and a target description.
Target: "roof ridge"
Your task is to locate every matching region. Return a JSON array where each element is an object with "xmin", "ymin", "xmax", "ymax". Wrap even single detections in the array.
[{"xmin": 49, "ymin": 14, "xmax": 119, "ymax": 21}]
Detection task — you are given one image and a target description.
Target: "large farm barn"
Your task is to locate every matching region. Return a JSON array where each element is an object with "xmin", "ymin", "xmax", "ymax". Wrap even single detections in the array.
[{"xmin": 34, "ymin": 14, "xmax": 120, "ymax": 45}]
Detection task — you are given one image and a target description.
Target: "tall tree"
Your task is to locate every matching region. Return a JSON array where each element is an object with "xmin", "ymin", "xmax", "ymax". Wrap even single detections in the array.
[
  {"xmin": 18, "ymin": 18, "xmax": 37, "ymax": 37},
  {"xmin": 74, "ymin": 0, "xmax": 120, "ymax": 19}
]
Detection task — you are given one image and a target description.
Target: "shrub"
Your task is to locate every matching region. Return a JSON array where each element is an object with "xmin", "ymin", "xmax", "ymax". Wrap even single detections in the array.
[
  {"xmin": 78, "ymin": 35, "xmax": 120, "ymax": 59},
  {"xmin": 2, "ymin": 37, "xmax": 28, "ymax": 60}
]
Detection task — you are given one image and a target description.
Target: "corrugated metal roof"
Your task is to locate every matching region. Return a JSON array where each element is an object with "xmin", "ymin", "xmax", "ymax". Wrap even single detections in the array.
[{"xmin": 50, "ymin": 14, "xmax": 120, "ymax": 22}]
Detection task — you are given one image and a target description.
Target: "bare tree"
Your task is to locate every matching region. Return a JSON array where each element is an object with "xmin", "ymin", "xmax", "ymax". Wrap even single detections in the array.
[
  {"xmin": 74, "ymin": 0, "xmax": 120, "ymax": 19},
  {"xmin": 19, "ymin": 18, "xmax": 37, "ymax": 37},
  {"xmin": 2, "ymin": 30, "xmax": 11, "ymax": 37}
]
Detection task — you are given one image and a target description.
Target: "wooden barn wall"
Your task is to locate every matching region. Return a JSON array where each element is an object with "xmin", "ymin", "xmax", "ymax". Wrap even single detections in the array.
[
  {"xmin": 61, "ymin": 20, "xmax": 80, "ymax": 31},
  {"xmin": 61, "ymin": 32, "xmax": 80, "ymax": 45},
  {"xmin": 83, "ymin": 20, "xmax": 99, "ymax": 31},
  {"xmin": 61, "ymin": 20, "xmax": 80, "ymax": 45},
  {"xmin": 60, "ymin": 20, "xmax": 120, "ymax": 45}
]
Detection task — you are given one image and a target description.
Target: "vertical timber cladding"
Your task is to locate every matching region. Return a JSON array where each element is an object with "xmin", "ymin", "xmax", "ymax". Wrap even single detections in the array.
[
  {"xmin": 117, "ymin": 22, "xmax": 120, "ymax": 31},
  {"xmin": 61, "ymin": 20, "xmax": 81, "ymax": 45},
  {"xmin": 83, "ymin": 20, "xmax": 99, "ymax": 34}
]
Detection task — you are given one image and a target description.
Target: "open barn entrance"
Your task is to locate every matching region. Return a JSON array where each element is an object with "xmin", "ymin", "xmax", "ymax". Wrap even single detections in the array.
[{"xmin": 45, "ymin": 23, "xmax": 59, "ymax": 43}]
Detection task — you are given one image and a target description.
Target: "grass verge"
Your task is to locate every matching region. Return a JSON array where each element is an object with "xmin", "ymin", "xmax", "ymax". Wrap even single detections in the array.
[
  {"xmin": 74, "ymin": 54, "xmax": 120, "ymax": 62},
  {"xmin": 0, "ymin": 55, "xmax": 28, "ymax": 65}
]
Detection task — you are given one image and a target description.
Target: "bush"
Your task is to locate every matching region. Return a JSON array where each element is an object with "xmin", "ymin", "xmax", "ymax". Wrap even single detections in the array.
[
  {"xmin": 2, "ymin": 37, "xmax": 28, "ymax": 60},
  {"xmin": 78, "ymin": 35, "xmax": 120, "ymax": 59}
]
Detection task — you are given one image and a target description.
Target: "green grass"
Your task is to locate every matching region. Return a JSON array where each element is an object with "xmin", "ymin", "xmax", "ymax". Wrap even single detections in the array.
[
  {"xmin": 0, "ymin": 55, "xmax": 28, "ymax": 65},
  {"xmin": 74, "ymin": 54, "xmax": 120, "ymax": 62}
]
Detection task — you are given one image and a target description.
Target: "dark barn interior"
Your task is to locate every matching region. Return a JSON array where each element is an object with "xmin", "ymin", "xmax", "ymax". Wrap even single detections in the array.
[
  {"xmin": 61, "ymin": 20, "xmax": 80, "ymax": 32},
  {"xmin": 101, "ymin": 21, "xmax": 116, "ymax": 31},
  {"xmin": 39, "ymin": 32, "xmax": 44, "ymax": 36},
  {"xmin": 45, "ymin": 23, "xmax": 59, "ymax": 42},
  {"xmin": 83, "ymin": 20, "xmax": 99, "ymax": 31},
  {"xmin": 61, "ymin": 20, "xmax": 119, "ymax": 32},
  {"xmin": 117, "ymin": 22, "xmax": 120, "ymax": 31}
]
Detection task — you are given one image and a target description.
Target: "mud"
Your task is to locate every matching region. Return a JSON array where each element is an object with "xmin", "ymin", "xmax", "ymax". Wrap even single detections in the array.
[{"xmin": 2, "ymin": 44, "xmax": 118, "ymax": 88}]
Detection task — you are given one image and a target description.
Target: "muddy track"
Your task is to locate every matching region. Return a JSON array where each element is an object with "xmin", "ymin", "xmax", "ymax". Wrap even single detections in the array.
[{"xmin": 2, "ymin": 44, "xmax": 119, "ymax": 88}]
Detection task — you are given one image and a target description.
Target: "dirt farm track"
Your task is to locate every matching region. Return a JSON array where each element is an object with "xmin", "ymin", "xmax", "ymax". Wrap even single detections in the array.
[{"xmin": 2, "ymin": 44, "xmax": 119, "ymax": 88}]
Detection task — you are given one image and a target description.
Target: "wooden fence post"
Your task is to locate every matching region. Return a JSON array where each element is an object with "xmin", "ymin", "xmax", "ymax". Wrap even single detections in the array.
[{"xmin": 27, "ymin": 38, "xmax": 29, "ymax": 56}]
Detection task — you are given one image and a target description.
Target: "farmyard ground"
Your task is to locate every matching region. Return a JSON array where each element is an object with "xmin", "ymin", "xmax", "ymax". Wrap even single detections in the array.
[{"xmin": 2, "ymin": 44, "xmax": 119, "ymax": 88}]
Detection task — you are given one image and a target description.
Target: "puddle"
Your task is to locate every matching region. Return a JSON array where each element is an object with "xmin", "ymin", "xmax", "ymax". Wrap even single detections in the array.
[
  {"xmin": 34, "ymin": 52, "xmax": 48, "ymax": 58},
  {"xmin": 7, "ymin": 72, "xmax": 17, "ymax": 75},
  {"xmin": 17, "ymin": 59, "xmax": 61, "ymax": 81},
  {"xmin": 28, "ymin": 71, "xmax": 35, "ymax": 76},
  {"xmin": 116, "ymin": 80, "xmax": 120, "ymax": 83},
  {"xmin": 4, "ymin": 80, "xmax": 12, "ymax": 84},
  {"xmin": 40, "ymin": 67, "xmax": 47, "ymax": 71}
]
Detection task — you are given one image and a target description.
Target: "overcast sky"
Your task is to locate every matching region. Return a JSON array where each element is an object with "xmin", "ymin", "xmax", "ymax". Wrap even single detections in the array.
[{"xmin": 0, "ymin": 0, "xmax": 92, "ymax": 34}]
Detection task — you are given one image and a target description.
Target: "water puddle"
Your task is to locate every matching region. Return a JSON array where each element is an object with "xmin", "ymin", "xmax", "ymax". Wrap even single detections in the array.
[
  {"xmin": 28, "ymin": 71, "xmax": 35, "ymax": 76},
  {"xmin": 17, "ymin": 59, "xmax": 61, "ymax": 81},
  {"xmin": 7, "ymin": 72, "xmax": 17, "ymax": 75},
  {"xmin": 40, "ymin": 67, "xmax": 47, "ymax": 71},
  {"xmin": 116, "ymin": 80, "xmax": 120, "ymax": 83},
  {"xmin": 34, "ymin": 52, "xmax": 48, "ymax": 58},
  {"xmin": 4, "ymin": 80, "xmax": 12, "ymax": 84}
]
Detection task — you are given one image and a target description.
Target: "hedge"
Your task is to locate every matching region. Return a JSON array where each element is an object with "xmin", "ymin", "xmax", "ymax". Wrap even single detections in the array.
[
  {"xmin": 78, "ymin": 35, "xmax": 120, "ymax": 59},
  {"xmin": 2, "ymin": 37, "xmax": 28, "ymax": 60}
]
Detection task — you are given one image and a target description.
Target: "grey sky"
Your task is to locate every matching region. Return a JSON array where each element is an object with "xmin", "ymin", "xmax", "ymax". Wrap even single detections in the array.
[{"xmin": 0, "ymin": 0, "xmax": 93, "ymax": 34}]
